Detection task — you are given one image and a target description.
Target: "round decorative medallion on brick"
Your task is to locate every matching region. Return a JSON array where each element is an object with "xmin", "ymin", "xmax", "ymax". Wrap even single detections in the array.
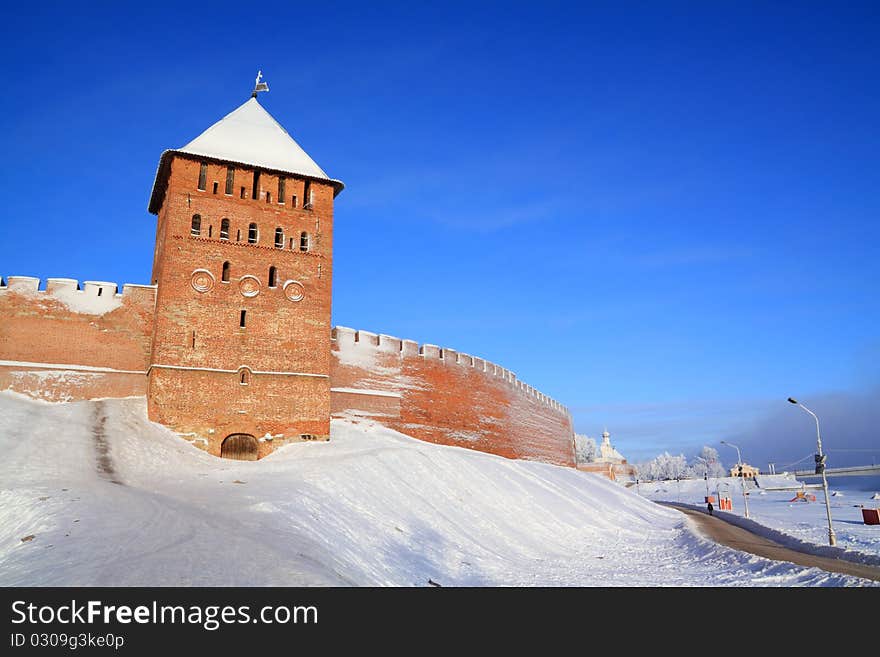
[
  {"xmin": 190, "ymin": 269, "xmax": 215, "ymax": 293},
  {"xmin": 238, "ymin": 275, "xmax": 261, "ymax": 298},
  {"xmin": 283, "ymin": 280, "xmax": 305, "ymax": 302}
]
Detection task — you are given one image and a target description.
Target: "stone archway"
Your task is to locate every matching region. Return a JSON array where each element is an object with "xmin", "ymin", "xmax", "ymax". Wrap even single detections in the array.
[{"xmin": 220, "ymin": 433, "xmax": 258, "ymax": 461}]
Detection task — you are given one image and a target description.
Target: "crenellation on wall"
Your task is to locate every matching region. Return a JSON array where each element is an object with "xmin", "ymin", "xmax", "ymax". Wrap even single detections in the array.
[
  {"xmin": 330, "ymin": 326, "xmax": 571, "ymax": 418},
  {"xmin": 2, "ymin": 276, "xmax": 158, "ymax": 307},
  {"xmin": 6, "ymin": 276, "xmax": 40, "ymax": 293},
  {"xmin": 355, "ymin": 330, "xmax": 379, "ymax": 347},
  {"xmin": 83, "ymin": 281, "xmax": 119, "ymax": 297},
  {"xmin": 45, "ymin": 278, "xmax": 79, "ymax": 293},
  {"xmin": 378, "ymin": 334, "xmax": 402, "ymax": 352},
  {"xmin": 332, "ymin": 326, "xmax": 357, "ymax": 348}
]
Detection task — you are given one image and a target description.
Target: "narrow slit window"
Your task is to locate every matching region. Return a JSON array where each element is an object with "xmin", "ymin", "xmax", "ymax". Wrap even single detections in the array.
[
  {"xmin": 252, "ymin": 170, "xmax": 261, "ymax": 200},
  {"xmin": 266, "ymin": 191, "xmax": 271, "ymax": 204},
  {"xmin": 289, "ymin": 237, "xmax": 295, "ymax": 250},
  {"xmin": 222, "ymin": 261, "xmax": 230, "ymax": 282},
  {"xmin": 303, "ymin": 180, "xmax": 312, "ymax": 209},
  {"xmin": 291, "ymin": 194, "xmax": 297, "ymax": 208},
  {"xmin": 198, "ymin": 163, "xmax": 207, "ymax": 190},
  {"xmin": 239, "ymin": 310, "xmax": 247, "ymax": 328},
  {"xmin": 268, "ymin": 266, "xmax": 277, "ymax": 288},
  {"xmin": 248, "ymin": 223, "xmax": 258, "ymax": 244},
  {"xmin": 240, "ymin": 186, "xmax": 246, "ymax": 199},
  {"xmin": 300, "ymin": 231, "xmax": 310, "ymax": 252},
  {"xmin": 278, "ymin": 177, "xmax": 286, "ymax": 204},
  {"xmin": 225, "ymin": 167, "xmax": 235, "ymax": 195},
  {"xmin": 208, "ymin": 225, "xmax": 213, "ymax": 238},
  {"xmin": 220, "ymin": 218, "xmax": 230, "ymax": 240},
  {"xmin": 236, "ymin": 229, "xmax": 241, "ymax": 242},
  {"xmin": 191, "ymin": 331, "xmax": 196, "ymax": 348},
  {"xmin": 274, "ymin": 227, "xmax": 284, "ymax": 249},
  {"xmin": 191, "ymin": 214, "xmax": 201, "ymax": 236},
  {"xmin": 97, "ymin": 288, "xmax": 103, "ymax": 297},
  {"xmin": 240, "ymin": 369, "xmax": 249, "ymax": 385},
  {"xmin": 212, "ymin": 181, "xmax": 218, "ymax": 194}
]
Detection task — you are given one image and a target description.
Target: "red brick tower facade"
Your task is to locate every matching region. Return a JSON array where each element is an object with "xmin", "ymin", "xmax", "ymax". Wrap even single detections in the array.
[{"xmin": 146, "ymin": 97, "xmax": 343, "ymax": 459}]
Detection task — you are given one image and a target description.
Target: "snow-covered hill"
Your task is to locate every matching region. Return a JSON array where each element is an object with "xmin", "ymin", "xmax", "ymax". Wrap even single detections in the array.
[{"xmin": 0, "ymin": 392, "xmax": 870, "ymax": 586}]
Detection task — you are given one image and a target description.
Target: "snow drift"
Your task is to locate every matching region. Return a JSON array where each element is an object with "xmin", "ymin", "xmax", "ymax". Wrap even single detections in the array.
[{"xmin": 0, "ymin": 393, "xmax": 870, "ymax": 586}]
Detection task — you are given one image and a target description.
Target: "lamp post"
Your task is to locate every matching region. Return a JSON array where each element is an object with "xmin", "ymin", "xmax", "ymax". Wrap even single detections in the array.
[
  {"xmin": 788, "ymin": 397, "xmax": 837, "ymax": 546},
  {"xmin": 720, "ymin": 440, "xmax": 750, "ymax": 519}
]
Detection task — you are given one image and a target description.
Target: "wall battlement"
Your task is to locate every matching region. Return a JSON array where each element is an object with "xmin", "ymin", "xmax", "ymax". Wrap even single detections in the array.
[
  {"xmin": 1, "ymin": 275, "xmax": 158, "ymax": 310},
  {"xmin": 331, "ymin": 326, "xmax": 571, "ymax": 419}
]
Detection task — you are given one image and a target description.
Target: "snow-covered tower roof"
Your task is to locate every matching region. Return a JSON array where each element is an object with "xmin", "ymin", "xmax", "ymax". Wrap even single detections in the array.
[{"xmin": 148, "ymin": 97, "xmax": 343, "ymax": 213}]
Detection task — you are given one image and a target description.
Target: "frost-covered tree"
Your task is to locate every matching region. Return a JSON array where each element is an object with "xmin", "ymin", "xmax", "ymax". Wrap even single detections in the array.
[
  {"xmin": 690, "ymin": 446, "xmax": 726, "ymax": 478},
  {"xmin": 574, "ymin": 434, "xmax": 598, "ymax": 463},
  {"xmin": 641, "ymin": 451, "xmax": 689, "ymax": 480}
]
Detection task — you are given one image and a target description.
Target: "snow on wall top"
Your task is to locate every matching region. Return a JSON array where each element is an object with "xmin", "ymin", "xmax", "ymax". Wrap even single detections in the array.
[
  {"xmin": 178, "ymin": 97, "xmax": 331, "ymax": 181},
  {"xmin": 331, "ymin": 326, "xmax": 572, "ymax": 419},
  {"xmin": 1, "ymin": 276, "xmax": 156, "ymax": 315}
]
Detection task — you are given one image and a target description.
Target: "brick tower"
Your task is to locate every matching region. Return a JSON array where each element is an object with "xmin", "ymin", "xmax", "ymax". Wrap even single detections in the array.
[{"xmin": 146, "ymin": 94, "xmax": 343, "ymax": 459}]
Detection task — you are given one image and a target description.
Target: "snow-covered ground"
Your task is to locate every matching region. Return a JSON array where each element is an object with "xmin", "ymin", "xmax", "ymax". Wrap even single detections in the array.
[
  {"xmin": 0, "ymin": 392, "xmax": 874, "ymax": 586},
  {"xmin": 639, "ymin": 476, "xmax": 880, "ymax": 562}
]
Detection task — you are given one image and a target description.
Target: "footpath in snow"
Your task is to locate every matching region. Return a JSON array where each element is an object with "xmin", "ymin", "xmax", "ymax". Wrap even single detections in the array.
[
  {"xmin": 639, "ymin": 476, "xmax": 880, "ymax": 565},
  {"xmin": 0, "ymin": 392, "xmax": 874, "ymax": 586}
]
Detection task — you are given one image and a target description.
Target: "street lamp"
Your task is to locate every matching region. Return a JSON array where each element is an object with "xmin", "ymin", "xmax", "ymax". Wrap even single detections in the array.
[
  {"xmin": 720, "ymin": 440, "xmax": 750, "ymax": 519},
  {"xmin": 788, "ymin": 397, "xmax": 837, "ymax": 546}
]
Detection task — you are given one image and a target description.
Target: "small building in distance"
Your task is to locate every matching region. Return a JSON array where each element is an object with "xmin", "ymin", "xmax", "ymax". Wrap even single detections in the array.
[
  {"xmin": 577, "ymin": 430, "xmax": 637, "ymax": 482},
  {"xmin": 730, "ymin": 463, "xmax": 760, "ymax": 479}
]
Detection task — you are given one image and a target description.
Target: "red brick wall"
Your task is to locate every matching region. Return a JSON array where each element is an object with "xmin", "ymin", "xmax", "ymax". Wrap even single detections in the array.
[
  {"xmin": 0, "ymin": 277, "xmax": 155, "ymax": 400},
  {"xmin": 147, "ymin": 154, "xmax": 335, "ymax": 454},
  {"xmin": 329, "ymin": 327, "xmax": 576, "ymax": 467},
  {"xmin": 0, "ymin": 367, "xmax": 146, "ymax": 402}
]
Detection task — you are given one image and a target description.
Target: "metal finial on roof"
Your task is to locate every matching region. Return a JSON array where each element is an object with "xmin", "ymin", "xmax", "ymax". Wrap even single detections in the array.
[{"xmin": 252, "ymin": 70, "xmax": 269, "ymax": 98}]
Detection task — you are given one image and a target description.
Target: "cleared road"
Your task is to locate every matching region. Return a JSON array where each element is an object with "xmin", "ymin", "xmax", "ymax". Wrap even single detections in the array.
[{"xmin": 661, "ymin": 502, "xmax": 880, "ymax": 583}]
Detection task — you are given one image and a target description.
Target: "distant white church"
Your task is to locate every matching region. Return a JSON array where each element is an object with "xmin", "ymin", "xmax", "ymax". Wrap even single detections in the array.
[
  {"xmin": 577, "ymin": 429, "xmax": 636, "ymax": 481},
  {"xmin": 595, "ymin": 429, "xmax": 626, "ymax": 464}
]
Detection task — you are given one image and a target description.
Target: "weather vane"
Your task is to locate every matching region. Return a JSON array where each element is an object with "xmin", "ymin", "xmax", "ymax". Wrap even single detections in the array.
[{"xmin": 252, "ymin": 70, "xmax": 269, "ymax": 98}]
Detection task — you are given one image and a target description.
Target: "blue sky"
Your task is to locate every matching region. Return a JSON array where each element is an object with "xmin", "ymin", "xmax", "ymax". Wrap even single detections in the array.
[{"xmin": 2, "ymin": 2, "xmax": 878, "ymax": 466}]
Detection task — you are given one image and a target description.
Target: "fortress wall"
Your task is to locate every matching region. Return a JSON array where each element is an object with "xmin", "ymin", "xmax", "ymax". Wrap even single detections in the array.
[
  {"xmin": 0, "ymin": 277, "xmax": 156, "ymax": 400},
  {"xmin": 330, "ymin": 327, "xmax": 576, "ymax": 467},
  {"xmin": 147, "ymin": 368, "xmax": 329, "ymax": 458}
]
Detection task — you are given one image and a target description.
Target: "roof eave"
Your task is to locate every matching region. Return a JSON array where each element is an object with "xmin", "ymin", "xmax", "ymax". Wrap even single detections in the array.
[{"xmin": 147, "ymin": 150, "xmax": 345, "ymax": 214}]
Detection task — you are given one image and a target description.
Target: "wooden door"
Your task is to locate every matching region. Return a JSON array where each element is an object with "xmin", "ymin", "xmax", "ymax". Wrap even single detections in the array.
[{"xmin": 221, "ymin": 433, "xmax": 258, "ymax": 461}]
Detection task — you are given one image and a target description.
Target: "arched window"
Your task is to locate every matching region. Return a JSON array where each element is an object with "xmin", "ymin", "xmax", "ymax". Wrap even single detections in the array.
[
  {"xmin": 222, "ymin": 261, "xmax": 230, "ymax": 283},
  {"xmin": 274, "ymin": 227, "xmax": 284, "ymax": 249},
  {"xmin": 248, "ymin": 223, "xmax": 258, "ymax": 244},
  {"xmin": 239, "ymin": 368, "xmax": 249, "ymax": 385},
  {"xmin": 268, "ymin": 266, "xmax": 277, "ymax": 288},
  {"xmin": 191, "ymin": 214, "xmax": 201, "ymax": 236},
  {"xmin": 220, "ymin": 218, "xmax": 230, "ymax": 240},
  {"xmin": 300, "ymin": 231, "xmax": 310, "ymax": 252}
]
